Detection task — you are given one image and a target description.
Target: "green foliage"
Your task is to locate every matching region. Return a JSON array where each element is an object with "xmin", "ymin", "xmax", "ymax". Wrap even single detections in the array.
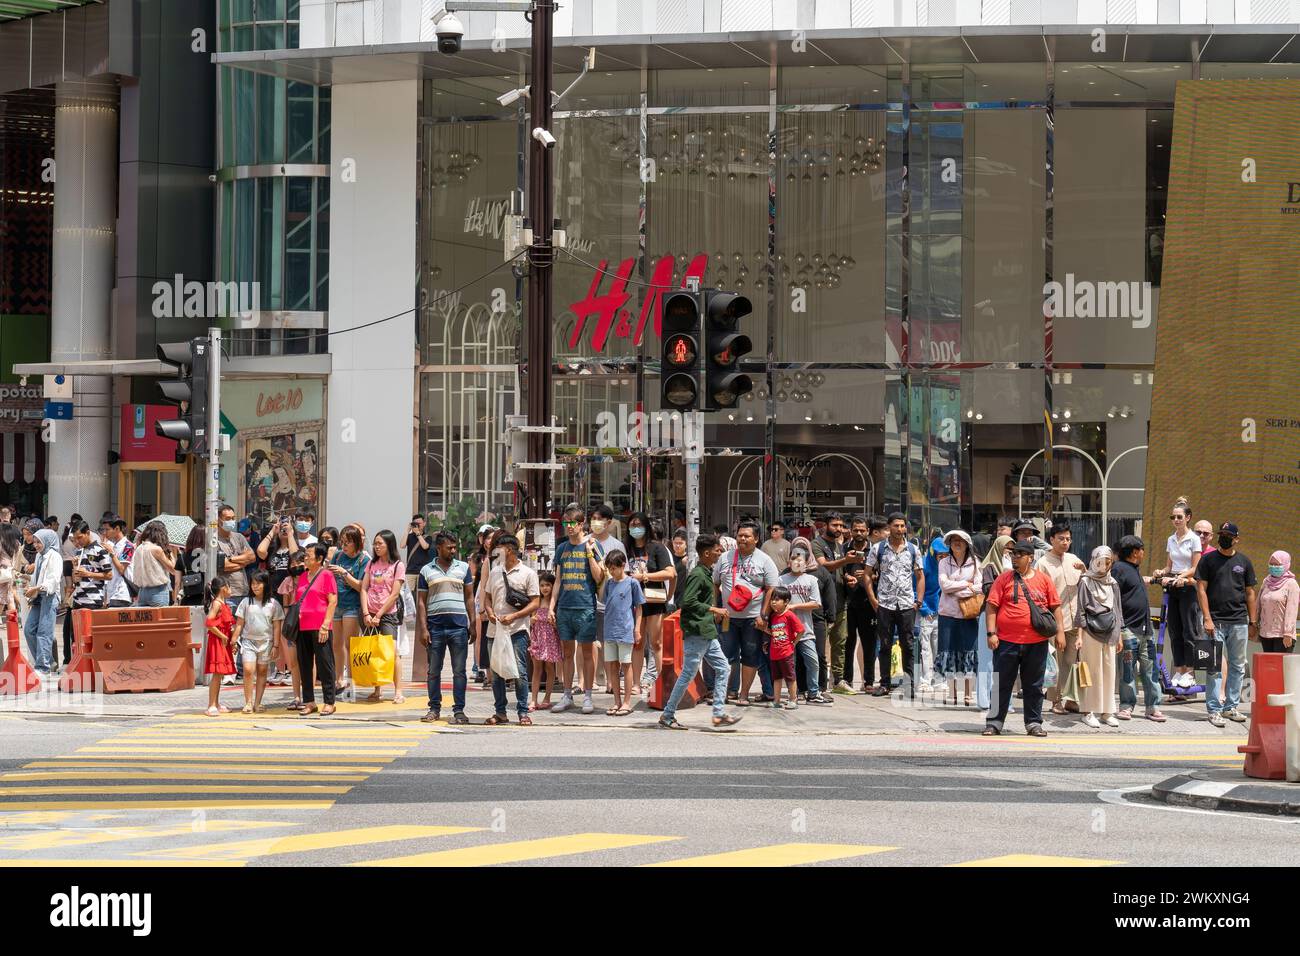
[{"xmin": 425, "ymin": 498, "xmax": 496, "ymax": 558}]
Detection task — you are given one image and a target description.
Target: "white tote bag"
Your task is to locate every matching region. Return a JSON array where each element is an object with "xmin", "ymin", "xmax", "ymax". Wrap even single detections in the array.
[{"xmin": 489, "ymin": 628, "xmax": 521, "ymax": 680}]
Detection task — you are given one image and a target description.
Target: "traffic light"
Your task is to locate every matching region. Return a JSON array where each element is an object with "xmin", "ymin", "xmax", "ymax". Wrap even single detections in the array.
[
  {"xmin": 155, "ymin": 338, "xmax": 210, "ymax": 458},
  {"xmin": 660, "ymin": 289, "xmax": 701, "ymax": 412},
  {"xmin": 703, "ymin": 290, "xmax": 754, "ymax": 410}
]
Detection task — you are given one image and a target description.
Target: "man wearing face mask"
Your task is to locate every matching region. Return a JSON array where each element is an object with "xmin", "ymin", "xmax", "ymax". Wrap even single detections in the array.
[
  {"xmin": 216, "ymin": 504, "xmax": 255, "ymax": 611},
  {"xmin": 780, "ymin": 539, "xmax": 834, "ymax": 705},
  {"xmin": 294, "ymin": 512, "xmax": 318, "ymax": 548},
  {"xmin": 1195, "ymin": 522, "xmax": 1258, "ymax": 727}
]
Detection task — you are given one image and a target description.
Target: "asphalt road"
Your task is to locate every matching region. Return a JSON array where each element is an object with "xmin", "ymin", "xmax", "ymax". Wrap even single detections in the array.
[{"xmin": 0, "ymin": 696, "xmax": 1291, "ymax": 867}]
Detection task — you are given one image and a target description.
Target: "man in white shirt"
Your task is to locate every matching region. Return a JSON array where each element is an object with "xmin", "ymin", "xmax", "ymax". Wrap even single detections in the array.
[
  {"xmin": 483, "ymin": 533, "xmax": 540, "ymax": 724},
  {"xmin": 1035, "ymin": 523, "xmax": 1086, "ymax": 714},
  {"xmin": 102, "ymin": 517, "xmax": 136, "ymax": 608}
]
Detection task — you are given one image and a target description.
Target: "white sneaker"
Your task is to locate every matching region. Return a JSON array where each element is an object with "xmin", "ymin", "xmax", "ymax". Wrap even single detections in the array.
[
  {"xmin": 1176, "ymin": 672, "xmax": 1195, "ymax": 689},
  {"xmin": 581, "ymin": 696, "xmax": 595, "ymax": 715},
  {"xmin": 1103, "ymin": 714, "xmax": 1120, "ymax": 728},
  {"xmin": 1208, "ymin": 712, "xmax": 1226, "ymax": 727},
  {"xmin": 1083, "ymin": 713, "xmax": 1102, "ymax": 729},
  {"xmin": 551, "ymin": 694, "xmax": 573, "ymax": 713}
]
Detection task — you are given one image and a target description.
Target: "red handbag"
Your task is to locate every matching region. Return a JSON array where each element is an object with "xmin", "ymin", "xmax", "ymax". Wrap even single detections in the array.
[{"xmin": 727, "ymin": 550, "xmax": 756, "ymax": 613}]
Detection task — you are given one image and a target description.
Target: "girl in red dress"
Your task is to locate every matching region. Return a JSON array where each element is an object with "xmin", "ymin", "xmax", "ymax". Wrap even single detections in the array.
[{"xmin": 204, "ymin": 575, "xmax": 237, "ymax": 716}]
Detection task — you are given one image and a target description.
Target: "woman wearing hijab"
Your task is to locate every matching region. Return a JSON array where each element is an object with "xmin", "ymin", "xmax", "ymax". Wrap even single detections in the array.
[
  {"xmin": 974, "ymin": 535, "xmax": 1013, "ymax": 711},
  {"xmin": 1075, "ymin": 546, "xmax": 1123, "ymax": 728},
  {"xmin": 1259, "ymin": 550, "xmax": 1298, "ymax": 654},
  {"xmin": 23, "ymin": 528, "xmax": 63, "ymax": 675}
]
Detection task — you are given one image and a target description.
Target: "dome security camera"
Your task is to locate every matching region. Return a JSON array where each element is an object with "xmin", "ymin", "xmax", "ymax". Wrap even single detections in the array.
[{"xmin": 432, "ymin": 10, "xmax": 464, "ymax": 54}]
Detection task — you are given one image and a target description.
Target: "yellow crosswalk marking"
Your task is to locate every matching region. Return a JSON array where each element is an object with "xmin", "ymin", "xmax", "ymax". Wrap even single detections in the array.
[
  {"xmin": 0, "ymin": 784, "xmax": 352, "ymax": 796},
  {"xmin": 0, "ymin": 800, "xmax": 334, "ymax": 811},
  {"xmin": 3, "ymin": 771, "xmax": 367, "ymax": 783},
  {"xmin": 644, "ymin": 843, "xmax": 897, "ymax": 867},
  {"xmin": 0, "ymin": 820, "xmax": 293, "ymax": 852},
  {"xmin": 356, "ymin": 833, "xmax": 678, "ymax": 867},
  {"xmin": 151, "ymin": 824, "xmax": 484, "ymax": 862},
  {"xmin": 951, "ymin": 854, "xmax": 1122, "ymax": 867},
  {"xmin": 24, "ymin": 764, "xmax": 384, "ymax": 780}
]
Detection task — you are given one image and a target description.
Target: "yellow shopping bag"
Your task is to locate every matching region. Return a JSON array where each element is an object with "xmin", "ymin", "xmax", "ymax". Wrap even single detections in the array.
[
  {"xmin": 350, "ymin": 629, "xmax": 395, "ymax": 687},
  {"xmin": 890, "ymin": 641, "xmax": 902, "ymax": 678}
]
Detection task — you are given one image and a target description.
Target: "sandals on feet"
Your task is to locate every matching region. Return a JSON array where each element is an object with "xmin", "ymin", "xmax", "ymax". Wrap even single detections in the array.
[
  {"xmin": 614, "ymin": 706, "xmax": 633, "ymax": 716},
  {"xmin": 241, "ymin": 703, "xmax": 254, "ymax": 715},
  {"xmin": 518, "ymin": 715, "xmax": 533, "ymax": 726},
  {"xmin": 298, "ymin": 705, "xmax": 319, "ymax": 717},
  {"xmin": 657, "ymin": 717, "xmax": 687, "ymax": 730},
  {"xmin": 484, "ymin": 714, "xmax": 509, "ymax": 725},
  {"xmin": 319, "ymin": 706, "xmax": 336, "ymax": 716},
  {"xmin": 712, "ymin": 714, "xmax": 742, "ymax": 727},
  {"xmin": 982, "ymin": 726, "xmax": 1001, "ymax": 736}
]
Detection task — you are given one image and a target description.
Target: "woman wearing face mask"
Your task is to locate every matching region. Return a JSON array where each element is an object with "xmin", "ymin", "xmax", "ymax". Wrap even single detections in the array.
[
  {"xmin": 473, "ymin": 527, "xmax": 502, "ymax": 684},
  {"xmin": 975, "ymin": 534, "xmax": 1014, "ymax": 711},
  {"xmin": 1259, "ymin": 550, "xmax": 1298, "ymax": 654},
  {"xmin": 625, "ymin": 513, "xmax": 675, "ymax": 693},
  {"xmin": 1075, "ymin": 546, "xmax": 1123, "ymax": 729},
  {"xmin": 318, "ymin": 526, "xmax": 340, "ymax": 563}
]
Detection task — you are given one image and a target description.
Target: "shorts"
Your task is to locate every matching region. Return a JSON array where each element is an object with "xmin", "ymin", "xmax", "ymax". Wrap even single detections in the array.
[
  {"xmin": 770, "ymin": 656, "xmax": 796, "ymax": 682},
  {"xmin": 335, "ymin": 607, "xmax": 360, "ymax": 621},
  {"xmin": 556, "ymin": 606, "xmax": 597, "ymax": 644},
  {"xmin": 239, "ymin": 637, "xmax": 273, "ymax": 666},
  {"xmin": 602, "ymin": 640, "xmax": 633, "ymax": 664}
]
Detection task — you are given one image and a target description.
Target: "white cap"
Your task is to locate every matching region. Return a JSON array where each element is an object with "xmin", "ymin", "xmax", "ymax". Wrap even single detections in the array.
[{"xmin": 478, "ymin": 523, "xmax": 496, "ymax": 534}]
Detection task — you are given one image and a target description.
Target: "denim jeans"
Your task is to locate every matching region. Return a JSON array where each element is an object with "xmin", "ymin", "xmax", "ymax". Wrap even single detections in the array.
[
  {"xmin": 426, "ymin": 616, "xmax": 470, "ymax": 714},
  {"xmin": 491, "ymin": 630, "xmax": 531, "ymax": 717},
  {"xmin": 1118, "ymin": 627, "xmax": 1162, "ymax": 712},
  {"xmin": 719, "ymin": 616, "xmax": 773, "ymax": 698},
  {"xmin": 795, "ymin": 639, "xmax": 820, "ymax": 697},
  {"xmin": 1204, "ymin": 622, "xmax": 1248, "ymax": 715},
  {"xmin": 665, "ymin": 635, "xmax": 730, "ymax": 721},
  {"xmin": 23, "ymin": 593, "xmax": 57, "ymax": 671},
  {"xmin": 137, "ymin": 584, "xmax": 171, "ymax": 607},
  {"xmin": 976, "ymin": 614, "xmax": 994, "ymax": 710}
]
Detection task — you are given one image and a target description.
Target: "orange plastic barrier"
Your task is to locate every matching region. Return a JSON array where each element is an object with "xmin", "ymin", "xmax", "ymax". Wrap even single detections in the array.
[
  {"xmin": 648, "ymin": 611, "xmax": 708, "ymax": 711},
  {"xmin": 1239, "ymin": 652, "xmax": 1288, "ymax": 780},
  {"xmin": 86, "ymin": 606, "xmax": 198, "ymax": 693},
  {"xmin": 0, "ymin": 608, "xmax": 40, "ymax": 695},
  {"xmin": 58, "ymin": 608, "xmax": 101, "ymax": 693}
]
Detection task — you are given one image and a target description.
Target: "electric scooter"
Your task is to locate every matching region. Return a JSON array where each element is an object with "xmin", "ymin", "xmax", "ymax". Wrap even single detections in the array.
[{"xmin": 1155, "ymin": 591, "xmax": 1205, "ymax": 701}]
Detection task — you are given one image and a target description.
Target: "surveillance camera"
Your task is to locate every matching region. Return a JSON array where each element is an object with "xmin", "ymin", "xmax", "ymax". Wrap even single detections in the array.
[
  {"xmin": 432, "ymin": 10, "xmax": 464, "ymax": 55},
  {"xmin": 532, "ymin": 126, "xmax": 556, "ymax": 149},
  {"xmin": 498, "ymin": 88, "xmax": 525, "ymax": 107}
]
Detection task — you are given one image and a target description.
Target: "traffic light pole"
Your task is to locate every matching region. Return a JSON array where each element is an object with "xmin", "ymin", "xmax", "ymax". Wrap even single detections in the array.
[
  {"xmin": 204, "ymin": 327, "xmax": 222, "ymax": 582},
  {"xmin": 524, "ymin": 0, "xmax": 555, "ymax": 520}
]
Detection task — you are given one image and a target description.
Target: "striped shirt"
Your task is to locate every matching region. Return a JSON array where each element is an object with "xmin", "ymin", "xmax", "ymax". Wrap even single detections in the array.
[
  {"xmin": 72, "ymin": 543, "xmax": 112, "ymax": 608},
  {"xmin": 418, "ymin": 557, "xmax": 473, "ymax": 622}
]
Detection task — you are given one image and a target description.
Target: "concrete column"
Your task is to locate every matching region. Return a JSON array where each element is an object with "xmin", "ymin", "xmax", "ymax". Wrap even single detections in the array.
[{"xmin": 49, "ymin": 80, "xmax": 118, "ymax": 522}]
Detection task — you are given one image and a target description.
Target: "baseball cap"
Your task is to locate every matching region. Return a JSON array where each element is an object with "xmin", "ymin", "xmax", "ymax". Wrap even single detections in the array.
[
  {"xmin": 478, "ymin": 523, "xmax": 496, "ymax": 534},
  {"xmin": 1218, "ymin": 522, "xmax": 1240, "ymax": 537},
  {"xmin": 1010, "ymin": 540, "xmax": 1037, "ymax": 555}
]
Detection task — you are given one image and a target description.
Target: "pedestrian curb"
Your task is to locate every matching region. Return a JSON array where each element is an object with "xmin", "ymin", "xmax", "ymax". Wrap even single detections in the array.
[{"xmin": 1150, "ymin": 770, "xmax": 1300, "ymax": 816}]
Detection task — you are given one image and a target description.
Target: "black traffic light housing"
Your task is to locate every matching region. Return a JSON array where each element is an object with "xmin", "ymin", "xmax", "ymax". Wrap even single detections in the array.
[
  {"xmin": 703, "ymin": 290, "xmax": 754, "ymax": 410},
  {"xmin": 660, "ymin": 290, "xmax": 701, "ymax": 412},
  {"xmin": 155, "ymin": 338, "xmax": 210, "ymax": 458}
]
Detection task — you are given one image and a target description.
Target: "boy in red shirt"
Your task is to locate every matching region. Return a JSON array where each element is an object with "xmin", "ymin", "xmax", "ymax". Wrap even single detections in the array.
[
  {"xmin": 983, "ymin": 540, "xmax": 1065, "ymax": 737},
  {"xmin": 765, "ymin": 586, "xmax": 804, "ymax": 710}
]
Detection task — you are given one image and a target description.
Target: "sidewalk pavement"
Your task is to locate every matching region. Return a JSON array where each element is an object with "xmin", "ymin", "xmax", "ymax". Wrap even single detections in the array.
[{"xmin": 0, "ymin": 668, "xmax": 1252, "ymax": 740}]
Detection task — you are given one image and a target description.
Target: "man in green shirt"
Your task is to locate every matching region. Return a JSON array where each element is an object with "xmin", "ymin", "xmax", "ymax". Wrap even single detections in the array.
[{"xmin": 658, "ymin": 533, "xmax": 742, "ymax": 730}]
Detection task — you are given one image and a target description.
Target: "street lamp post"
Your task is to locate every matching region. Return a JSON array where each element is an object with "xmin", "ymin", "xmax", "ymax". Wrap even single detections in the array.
[{"xmin": 525, "ymin": 0, "xmax": 555, "ymax": 522}]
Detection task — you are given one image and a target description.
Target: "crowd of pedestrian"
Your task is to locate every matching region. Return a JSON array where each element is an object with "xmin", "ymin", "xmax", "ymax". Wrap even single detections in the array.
[{"xmin": 0, "ymin": 495, "xmax": 1293, "ymax": 732}]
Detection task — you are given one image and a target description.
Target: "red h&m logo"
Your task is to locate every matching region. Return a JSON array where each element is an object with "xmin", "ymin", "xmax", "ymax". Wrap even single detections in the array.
[{"xmin": 569, "ymin": 253, "xmax": 708, "ymax": 352}]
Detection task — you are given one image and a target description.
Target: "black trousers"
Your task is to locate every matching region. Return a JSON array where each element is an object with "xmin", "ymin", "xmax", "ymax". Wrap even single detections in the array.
[
  {"xmin": 876, "ymin": 605, "xmax": 916, "ymax": 695},
  {"xmin": 846, "ymin": 601, "xmax": 876, "ymax": 685},
  {"xmin": 296, "ymin": 632, "xmax": 337, "ymax": 705},
  {"xmin": 61, "ymin": 608, "xmax": 73, "ymax": 665},
  {"xmin": 987, "ymin": 639, "xmax": 1050, "ymax": 730},
  {"xmin": 1260, "ymin": 637, "xmax": 1293, "ymax": 654},
  {"xmin": 1165, "ymin": 586, "xmax": 1200, "ymax": 668}
]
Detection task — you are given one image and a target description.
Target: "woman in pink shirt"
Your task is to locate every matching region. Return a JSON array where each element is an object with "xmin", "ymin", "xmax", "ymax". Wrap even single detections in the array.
[
  {"xmin": 294, "ymin": 542, "xmax": 339, "ymax": 715},
  {"xmin": 1259, "ymin": 550, "xmax": 1298, "ymax": 654},
  {"xmin": 360, "ymin": 529, "xmax": 407, "ymax": 704}
]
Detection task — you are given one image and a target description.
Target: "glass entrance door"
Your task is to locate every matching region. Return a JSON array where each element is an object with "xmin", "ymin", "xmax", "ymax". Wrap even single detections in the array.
[{"xmin": 119, "ymin": 465, "xmax": 187, "ymax": 529}]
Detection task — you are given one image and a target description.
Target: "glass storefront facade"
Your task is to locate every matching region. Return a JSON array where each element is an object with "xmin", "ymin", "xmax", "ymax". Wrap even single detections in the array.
[
  {"xmin": 216, "ymin": 0, "xmax": 330, "ymax": 356},
  {"xmin": 413, "ymin": 57, "xmax": 1249, "ymax": 554}
]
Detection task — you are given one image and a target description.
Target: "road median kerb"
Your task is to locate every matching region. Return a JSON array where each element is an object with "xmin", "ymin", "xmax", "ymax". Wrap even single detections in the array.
[{"xmin": 1150, "ymin": 769, "xmax": 1300, "ymax": 816}]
